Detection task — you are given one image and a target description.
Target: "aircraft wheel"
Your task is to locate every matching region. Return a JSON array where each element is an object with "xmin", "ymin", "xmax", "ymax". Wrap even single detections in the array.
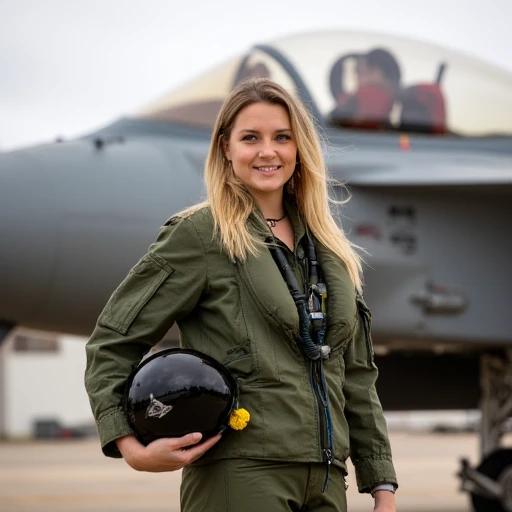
[{"xmin": 471, "ymin": 449, "xmax": 512, "ymax": 512}]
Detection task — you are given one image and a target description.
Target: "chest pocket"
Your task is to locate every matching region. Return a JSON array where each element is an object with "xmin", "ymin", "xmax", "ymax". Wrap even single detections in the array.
[
  {"xmin": 99, "ymin": 253, "xmax": 173, "ymax": 335},
  {"xmin": 235, "ymin": 251, "xmax": 300, "ymax": 341}
]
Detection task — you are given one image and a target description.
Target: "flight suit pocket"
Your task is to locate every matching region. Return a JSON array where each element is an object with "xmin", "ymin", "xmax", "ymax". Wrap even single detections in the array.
[
  {"xmin": 223, "ymin": 350, "xmax": 253, "ymax": 380},
  {"xmin": 356, "ymin": 295, "xmax": 374, "ymax": 367},
  {"xmin": 99, "ymin": 253, "xmax": 173, "ymax": 335}
]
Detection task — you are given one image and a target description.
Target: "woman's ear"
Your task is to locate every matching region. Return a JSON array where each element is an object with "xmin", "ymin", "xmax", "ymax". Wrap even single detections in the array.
[{"xmin": 222, "ymin": 137, "xmax": 231, "ymax": 161}]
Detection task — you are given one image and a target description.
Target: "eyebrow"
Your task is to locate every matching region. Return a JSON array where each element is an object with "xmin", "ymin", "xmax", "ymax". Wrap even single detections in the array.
[{"xmin": 238, "ymin": 128, "xmax": 292, "ymax": 134}]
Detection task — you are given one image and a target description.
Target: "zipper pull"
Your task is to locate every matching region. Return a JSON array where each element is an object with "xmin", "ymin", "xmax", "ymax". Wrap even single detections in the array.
[{"xmin": 321, "ymin": 449, "xmax": 333, "ymax": 493}]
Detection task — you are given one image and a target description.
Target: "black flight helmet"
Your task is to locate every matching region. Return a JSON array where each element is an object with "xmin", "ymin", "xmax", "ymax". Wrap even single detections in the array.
[{"xmin": 125, "ymin": 348, "xmax": 238, "ymax": 445}]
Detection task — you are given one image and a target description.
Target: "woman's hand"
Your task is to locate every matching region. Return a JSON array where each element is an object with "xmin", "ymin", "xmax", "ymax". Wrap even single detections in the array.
[
  {"xmin": 373, "ymin": 490, "xmax": 396, "ymax": 512},
  {"xmin": 115, "ymin": 432, "xmax": 221, "ymax": 472}
]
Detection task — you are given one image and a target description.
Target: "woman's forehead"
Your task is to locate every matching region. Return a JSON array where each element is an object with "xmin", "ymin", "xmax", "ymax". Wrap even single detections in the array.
[{"xmin": 232, "ymin": 102, "xmax": 291, "ymax": 131}]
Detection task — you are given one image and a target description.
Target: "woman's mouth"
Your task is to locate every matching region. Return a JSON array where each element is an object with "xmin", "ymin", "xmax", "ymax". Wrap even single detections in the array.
[{"xmin": 253, "ymin": 165, "xmax": 281, "ymax": 172}]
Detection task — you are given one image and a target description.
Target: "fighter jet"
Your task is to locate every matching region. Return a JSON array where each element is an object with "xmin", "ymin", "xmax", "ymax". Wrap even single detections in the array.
[{"xmin": 0, "ymin": 30, "xmax": 511, "ymax": 511}]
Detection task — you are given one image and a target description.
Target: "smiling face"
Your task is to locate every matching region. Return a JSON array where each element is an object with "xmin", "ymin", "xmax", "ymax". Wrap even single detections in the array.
[{"xmin": 223, "ymin": 102, "xmax": 297, "ymax": 206}]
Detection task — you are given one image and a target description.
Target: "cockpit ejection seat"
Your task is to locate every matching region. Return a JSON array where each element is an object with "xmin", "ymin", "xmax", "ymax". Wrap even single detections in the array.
[
  {"xmin": 399, "ymin": 63, "xmax": 447, "ymax": 134},
  {"xmin": 328, "ymin": 51, "xmax": 448, "ymax": 135}
]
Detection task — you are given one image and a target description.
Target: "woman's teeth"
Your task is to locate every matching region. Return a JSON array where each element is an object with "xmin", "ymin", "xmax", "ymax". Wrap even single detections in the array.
[{"xmin": 255, "ymin": 166, "xmax": 279, "ymax": 171}]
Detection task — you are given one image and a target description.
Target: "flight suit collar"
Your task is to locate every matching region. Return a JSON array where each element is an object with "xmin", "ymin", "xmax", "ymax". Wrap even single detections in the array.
[
  {"xmin": 283, "ymin": 196, "xmax": 306, "ymax": 253},
  {"xmin": 242, "ymin": 197, "xmax": 356, "ymax": 352},
  {"xmin": 247, "ymin": 194, "xmax": 306, "ymax": 252}
]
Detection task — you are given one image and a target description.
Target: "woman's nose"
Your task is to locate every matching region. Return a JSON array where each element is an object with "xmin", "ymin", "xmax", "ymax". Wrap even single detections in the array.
[{"xmin": 258, "ymin": 142, "xmax": 276, "ymax": 158}]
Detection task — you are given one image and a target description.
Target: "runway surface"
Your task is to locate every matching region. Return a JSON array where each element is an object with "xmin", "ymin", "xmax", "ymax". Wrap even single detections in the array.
[{"xmin": 1, "ymin": 431, "xmax": 508, "ymax": 512}]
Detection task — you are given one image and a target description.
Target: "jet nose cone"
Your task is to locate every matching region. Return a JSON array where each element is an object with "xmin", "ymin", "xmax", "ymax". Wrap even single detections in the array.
[{"xmin": 0, "ymin": 150, "xmax": 56, "ymax": 325}]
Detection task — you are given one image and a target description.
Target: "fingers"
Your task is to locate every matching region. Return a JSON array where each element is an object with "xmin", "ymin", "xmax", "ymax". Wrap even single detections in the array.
[
  {"xmin": 170, "ymin": 432, "xmax": 203, "ymax": 450},
  {"xmin": 185, "ymin": 433, "xmax": 222, "ymax": 463},
  {"xmin": 138, "ymin": 432, "xmax": 222, "ymax": 472}
]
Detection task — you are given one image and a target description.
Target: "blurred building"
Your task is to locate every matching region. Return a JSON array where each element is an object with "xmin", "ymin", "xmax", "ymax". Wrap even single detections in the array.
[{"xmin": 0, "ymin": 330, "xmax": 94, "ymax": 438}]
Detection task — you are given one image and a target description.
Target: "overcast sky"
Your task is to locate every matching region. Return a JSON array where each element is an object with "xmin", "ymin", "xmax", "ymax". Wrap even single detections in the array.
[{"xmin": 2, "ymin": 0, "xmax": 511, "ymax": 151}]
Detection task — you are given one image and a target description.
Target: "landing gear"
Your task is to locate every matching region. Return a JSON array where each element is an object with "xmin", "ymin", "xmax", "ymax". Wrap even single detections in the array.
[{"xmin": 459, "ymin": 350, "xmax": 512, "ymax": 512}]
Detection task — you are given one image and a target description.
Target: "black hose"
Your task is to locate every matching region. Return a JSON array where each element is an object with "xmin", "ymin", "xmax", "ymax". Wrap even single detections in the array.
[{"xmin": 267, "ymin": 241, "xmax": 322, "ymax": 360}]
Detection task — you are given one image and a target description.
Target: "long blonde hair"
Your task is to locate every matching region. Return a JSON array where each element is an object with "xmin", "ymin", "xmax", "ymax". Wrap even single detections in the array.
[{"xmin": 187, "ymin": 79, "xmax": 362, "ymax": 292}]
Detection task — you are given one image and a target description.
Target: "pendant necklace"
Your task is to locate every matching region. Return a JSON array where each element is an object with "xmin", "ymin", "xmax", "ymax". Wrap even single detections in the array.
[{"xmin": 265, "ymin": 213, "xmax": 286, "ymax": 228}]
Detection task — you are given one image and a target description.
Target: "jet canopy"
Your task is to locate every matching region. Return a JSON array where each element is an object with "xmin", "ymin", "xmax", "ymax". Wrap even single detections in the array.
[{"xmin": 136, "ymin": 30, "xmax": 512, "ymax": 137}]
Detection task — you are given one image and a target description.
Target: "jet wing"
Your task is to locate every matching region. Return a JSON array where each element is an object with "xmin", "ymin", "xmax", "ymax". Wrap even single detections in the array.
[{"xmin": 329, "ymin": 149, "xmax": 512, "ymax": 187}]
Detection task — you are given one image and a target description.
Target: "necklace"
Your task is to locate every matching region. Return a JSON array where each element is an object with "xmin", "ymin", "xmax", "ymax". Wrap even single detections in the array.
[{"xmin": 265, "ymin": 213, "xmax": 286, "ymax": 228}]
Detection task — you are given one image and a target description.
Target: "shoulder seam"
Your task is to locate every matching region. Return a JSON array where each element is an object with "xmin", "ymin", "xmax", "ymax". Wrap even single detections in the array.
[{"xmin": 163, "ymin": 204, "xmax": 211, "ymax": 226}]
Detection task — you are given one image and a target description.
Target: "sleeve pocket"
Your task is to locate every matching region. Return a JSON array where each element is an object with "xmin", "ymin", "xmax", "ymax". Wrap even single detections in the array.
[
  {"xmin": 356, "ymin": 295, "xmax": 374, "ymax": 367},
  {"xmin": 99, "ymin": 253, "xmax": 173, "ymax": 335}
]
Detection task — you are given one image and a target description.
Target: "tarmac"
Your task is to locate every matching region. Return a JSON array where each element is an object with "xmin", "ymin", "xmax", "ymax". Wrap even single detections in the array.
[{"xmin": 1, "ymin": 431, "xmax": 510, "ymax": 512}]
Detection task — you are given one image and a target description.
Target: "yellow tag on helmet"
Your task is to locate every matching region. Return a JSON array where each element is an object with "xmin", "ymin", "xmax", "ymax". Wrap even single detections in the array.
[{"xmin": 228, "ymin": 408, "xmax": 251, "ymax": 430}]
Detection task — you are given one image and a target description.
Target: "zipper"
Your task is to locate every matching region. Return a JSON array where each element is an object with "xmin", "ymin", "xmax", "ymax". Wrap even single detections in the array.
[
  {"xmin": 289, "ymin": 244, "xmax": 333, "ymax": 476},
  {"xmin": 300, "ymin": 243, "xmax": 333, "ymax": 492},
  {"xmin": 268, "ymin": 236, "xmax": 335, "ymax": 490},
  {"xmin": 309, "ymin": 359, "xmax": 333, "ymax": 492}
]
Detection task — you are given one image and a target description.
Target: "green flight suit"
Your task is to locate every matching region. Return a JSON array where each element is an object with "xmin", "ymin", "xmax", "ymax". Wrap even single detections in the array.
[
  {"xmin": 181, "ymin": 460, "xmax": 347, "ymax": 511},
  {"xmin": 84, "ymin": 201, "xmax": 397, "ymax": 510}
]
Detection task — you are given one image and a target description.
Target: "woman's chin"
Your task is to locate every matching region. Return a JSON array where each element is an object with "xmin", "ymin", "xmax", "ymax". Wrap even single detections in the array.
[{"xmin": 249, "ymin": 184, "xmax": 286, "ymax": 197}]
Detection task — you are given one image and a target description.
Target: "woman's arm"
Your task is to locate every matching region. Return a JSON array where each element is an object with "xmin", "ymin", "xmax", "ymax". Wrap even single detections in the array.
[
  {"xmin": 373, "ymin": 489, "xmax": 396, "ymax": 512},
  {"xmin": 85, "ymin": 217, "xmax": 208, "ymax": 458},
  {"xmin": 115, "ymin": 433, "xmax": 221, "ymax": 472}
]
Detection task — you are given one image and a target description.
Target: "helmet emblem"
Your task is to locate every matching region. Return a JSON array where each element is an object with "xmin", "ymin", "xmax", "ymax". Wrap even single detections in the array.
[{"xmin": 146, "ymin": 394, "xmax": 174, "ymax": 419}]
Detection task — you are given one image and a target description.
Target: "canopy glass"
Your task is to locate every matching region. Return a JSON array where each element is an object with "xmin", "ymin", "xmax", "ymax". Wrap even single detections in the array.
[{"xmin": 136, "ymin": 31, "xmax": 512, "ymax": 137}]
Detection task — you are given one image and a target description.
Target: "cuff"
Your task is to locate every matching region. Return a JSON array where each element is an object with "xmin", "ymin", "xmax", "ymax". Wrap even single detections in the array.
[
  {"xmin": 371, "ymin": 483, "xmax": 397, "ymax": 496},
  {"xmin": 96, "ymin": 406, "xmax": 135, "ymax": 458},
  {"xmin": 353, "ymin": 456, "xmax": 398, "ymax": 493}
]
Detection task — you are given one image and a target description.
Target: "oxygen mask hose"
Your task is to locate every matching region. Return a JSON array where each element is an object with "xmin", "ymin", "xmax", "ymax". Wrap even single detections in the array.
[
  {"xmin": 267, "ymin": 237, "xmax": 334, "ymax": 492},
  {"xmin": 267, "ymin": 241, "xmax": 323, "ymax": 360}
]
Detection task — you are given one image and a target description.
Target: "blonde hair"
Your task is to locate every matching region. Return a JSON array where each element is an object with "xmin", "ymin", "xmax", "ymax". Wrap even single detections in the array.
[{"xmin": 186, "ymin": 79, "xmax": 362, "ymax": 292}]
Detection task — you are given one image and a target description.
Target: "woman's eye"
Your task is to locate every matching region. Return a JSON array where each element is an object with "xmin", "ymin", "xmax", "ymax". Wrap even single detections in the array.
[
  {"xmin": 242, "ymin": 135, "xmax": 258, "ymax": 141},
  {"xmin": 276, "ymin": 134, "xmax": 291, "ymax": 141}
]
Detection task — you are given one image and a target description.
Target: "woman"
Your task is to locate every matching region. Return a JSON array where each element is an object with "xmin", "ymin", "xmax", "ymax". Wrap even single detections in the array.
[{"xmin": 85, "ymin": 78, "xmax": 398, "ymax": 511}]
